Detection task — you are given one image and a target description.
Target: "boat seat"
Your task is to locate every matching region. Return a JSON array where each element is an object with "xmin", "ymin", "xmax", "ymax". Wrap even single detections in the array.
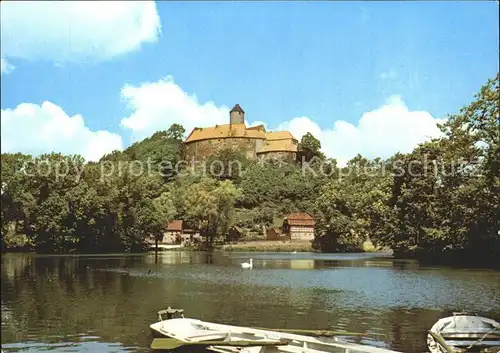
[
  {"xmin": 184, "ymin": 330, "xmax": 230, "ymax": 342},
  {"xmin": 277, "ymin": 343, "xmax": 399, "ymax": 353},
  {"xmin": 444, "ymin": 340, "xmax": 500, "ymax": 347},
  {"xmin": 442, "ymin": 333, "xmax": 500, "ymax": 339}
]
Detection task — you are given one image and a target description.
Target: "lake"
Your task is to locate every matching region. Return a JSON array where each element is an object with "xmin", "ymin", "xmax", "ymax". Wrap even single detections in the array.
[{"xmin": 1, "ymin": 251, "xmax": 499, "ymax": 353}]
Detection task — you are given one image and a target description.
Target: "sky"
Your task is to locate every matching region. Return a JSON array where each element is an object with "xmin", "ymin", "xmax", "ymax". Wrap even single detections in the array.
[{"xmin": 1, "ymin": 1, "xmax": 499, "ymax": 164}]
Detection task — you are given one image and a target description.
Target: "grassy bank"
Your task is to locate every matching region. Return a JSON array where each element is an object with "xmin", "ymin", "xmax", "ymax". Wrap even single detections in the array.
[
  {"xmin": 221, "ymin": 241, "xmax": 314, "ymax": 252},
  {"xmin": 198, "ymin": 239, "xmax": 386, "ymax": 253}
]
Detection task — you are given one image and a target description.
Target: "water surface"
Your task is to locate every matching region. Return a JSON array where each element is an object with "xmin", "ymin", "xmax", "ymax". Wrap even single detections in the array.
[{"xmin": 2, "ymin": 251, "xmax": 499, "ymax": 352}]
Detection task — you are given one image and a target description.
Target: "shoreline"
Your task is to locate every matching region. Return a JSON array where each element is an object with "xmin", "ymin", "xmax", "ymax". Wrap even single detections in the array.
[
  {"xmin": 3, "ymin": 243, "xmax": 498, "ymax": 269},
  {"xmin": 220, "ymin": 240, "xmax": 315, "ymax": 253}
]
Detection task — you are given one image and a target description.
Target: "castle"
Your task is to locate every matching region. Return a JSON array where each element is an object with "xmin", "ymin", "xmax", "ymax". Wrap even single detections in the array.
[{"xmin": 183, "ymin": 104, "xmax": 298, "ymax": 162}]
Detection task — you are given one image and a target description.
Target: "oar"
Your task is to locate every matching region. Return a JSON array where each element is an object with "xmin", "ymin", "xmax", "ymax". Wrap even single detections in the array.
[
  {"xmin": 254, "ymin": 327, "xmax": 385, "ymax": 338},
  {"xmin": 151, "ymin": 338, "xmax": 291, "ymax": 350},
  {"xmin": 427, "ymin": 330, "xmax": 455, "ymax": 353}
]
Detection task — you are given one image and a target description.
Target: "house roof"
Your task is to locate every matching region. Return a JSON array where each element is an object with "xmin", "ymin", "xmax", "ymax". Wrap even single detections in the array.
[
  {"xmin": 255, "ymin": 131, "xmax": 298, "ymax": 153},
  {"xmin": 268, "ymin": 227, "xmax": 281, "ymax": 234},
  {"xmin": 285, "ymin": 212, "xmax": 316, "ymax": 227},
  {"xmin": 184, "ymin": 123, "xmax": 267, "ymax": 143},
  {"xmin": 257, "ymin": 140, "xmax": 298, "ymax": 153},
  {"xmin": 167, "ymin": 220, "xmax": 183, "ymax": 231},
  {"xmin": 230, "ymin": 104, "xmax": 245, "ymax": 113},
  {"xmin": 247, "ymin": 124, "xmax": 265, "ymax": 131},
  {"xmin": 265, "ymin": 131, "xmax": 297, "ymax": 142}
]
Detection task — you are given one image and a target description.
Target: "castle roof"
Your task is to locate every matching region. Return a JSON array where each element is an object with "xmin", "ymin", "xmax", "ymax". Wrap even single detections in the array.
[
  {"xmin": 230, "ymin": 104, "xmax": 245, "ymax": 114},
  {"xmin": 247, "ymin": 124, "xmax": 265, "ymax": 131},
  {"xmin": 257, "ymin": 140, "xmax": 298, "ymax": 154},
  {"xmin": 183, "ymin": 104, "xmax": 298, "ymax": 152},
  {"xmin": 256, "ymin": 130, "xmax": 298, "ymax": 153},
  {"xmin": 184, "ymin": 123, "xmax": 266, "ymax": 143},
  {"xmin": 265, "ymin": 131, "xmax": 297, "ymax": 142}
]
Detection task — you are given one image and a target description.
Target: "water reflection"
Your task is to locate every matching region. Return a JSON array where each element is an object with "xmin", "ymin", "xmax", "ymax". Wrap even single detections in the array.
[
  {"xmin": 1, "ymin": 252, "xmax": 499, "ymax": 353},
  {"xmin": 139, "ymin": 251, "xmax": 405, "ymax": 270}
]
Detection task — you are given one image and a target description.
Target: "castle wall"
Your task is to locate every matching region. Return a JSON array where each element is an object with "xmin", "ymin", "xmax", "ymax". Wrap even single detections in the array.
[
  {"xmin": 257, "ymin": 151, "xmax": 297, "ymax": 163},
  {"xmin": 184, "ymin": 137, "xmax": 266, "ymax": 162}
]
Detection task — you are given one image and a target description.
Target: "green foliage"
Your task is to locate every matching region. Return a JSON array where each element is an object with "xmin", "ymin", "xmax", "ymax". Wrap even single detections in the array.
[
  {"xmin": 313, "ymin": 156, "xmax": 392, "ymax": 252},
  {"xmin": 1, "ymin": 74, "xmax": 499, "ymax": 265},
  {"xmin": 182, "ymin": 178, "xmax": 240, "ymax": 245},
  {"xmin": 369, "ymin": 74, "xmax": 500, "ymax": 264},
  {"xmin": 100, "ymin": 125, "xmax": 183, "ymax": 181},
  {"xmin": 239, "ymin": 160, "xmax": 325, "ymax": 215},
  {"xmin": 298, "ymin": 132, "xmax": 325, "ymax": 162},
  {"xmin": 205, "ymin": 148, "xmax": 251, "ymax": 182},
  {"xmin": 167, "ymin": 123, "xmax": 186, "ymax": 140}
]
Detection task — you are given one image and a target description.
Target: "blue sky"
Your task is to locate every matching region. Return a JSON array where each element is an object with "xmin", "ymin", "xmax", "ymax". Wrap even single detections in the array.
[{"xmin": 1, "ymin": 1, "xmax": 498, "ymax": 162}]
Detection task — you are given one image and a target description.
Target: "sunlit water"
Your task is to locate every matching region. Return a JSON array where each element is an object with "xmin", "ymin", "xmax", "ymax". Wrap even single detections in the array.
[{"xmin": 1, "ymin": 251, "xmax": 499, "ymax": 352}]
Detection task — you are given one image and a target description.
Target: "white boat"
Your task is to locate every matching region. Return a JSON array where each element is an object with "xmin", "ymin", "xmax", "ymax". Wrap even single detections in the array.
[
  {"xmin": 149, "ymin": 307, "xmax": 402, "ymax": 353},
  {"xmin": 427, "ymin": 312, "xmax": 500, "ymax": 353}
]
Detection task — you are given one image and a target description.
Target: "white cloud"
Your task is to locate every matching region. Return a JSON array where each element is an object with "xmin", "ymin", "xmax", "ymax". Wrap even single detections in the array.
[
  {"xmin": 277, "ymin": 95, "xmax": 444, "ymax": 166},
  {"xmin": 1, "ymin": 101, "xmax": 123, "ymax": 161},
  {"xmin": 0, "ymin": 1, "xmax": 160, "ymax": 65},
  {"xmin": 1, "ymin": 57, "xmax": 14, "ymax": 74},
  {"xmin": 1, "ymin": 79, "xmax": 442, "ymax": 165},
  {"xmin": 120, "ymin": 76, "xmax": 234, "ymax": 141},
  {"xmin": 119, "ymin": 78, "xmax": 443, "ymax": 165}
]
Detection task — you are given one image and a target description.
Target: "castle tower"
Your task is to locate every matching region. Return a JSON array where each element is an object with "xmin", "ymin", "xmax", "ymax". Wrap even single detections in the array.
[{"xmin": 230, "ymin": 104, "xmax": 245, "ymax": 125}]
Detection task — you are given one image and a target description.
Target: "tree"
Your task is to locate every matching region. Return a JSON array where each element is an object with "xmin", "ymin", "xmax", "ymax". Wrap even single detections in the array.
[
  {"xmin": 298, "ymin": 132, "xmax": 325, "ymax": 162},
  {"xmin": 205, "ymin": 148, "xmax": 250, "ymax": 183},
  {"xmin": 99, "ymin": 128, "xmax": 185, "ymax": 181},
  {"xmin": 183, "ymin": 178, "xmax": 219, "ymax": 246},
  {"xmin": 166, "ymin": 123, "xmax": 186, "ymax": 141},
  {"xmin": 370, "ymin": 73, "xmax": 500, "ymax": 265},
  {"xmin": 183, "ymin": 178, "xmax": 240, "ymax": 247},
  {"xmin": 151, "ymin": 192, "xmax": 177, "ymax": 247},
  {"xmin": 213, "ymin": 180, "xmax": 241, "ymax": 239},
  {"xmin": 313, "ymin": 155, "xmax": 391, "ymax": 252}
]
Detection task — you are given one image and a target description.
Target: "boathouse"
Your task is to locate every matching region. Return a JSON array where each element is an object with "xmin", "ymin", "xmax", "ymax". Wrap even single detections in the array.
[{"xmin": 282, "ymin": 212, "xmax": 316, "ymax": 241}]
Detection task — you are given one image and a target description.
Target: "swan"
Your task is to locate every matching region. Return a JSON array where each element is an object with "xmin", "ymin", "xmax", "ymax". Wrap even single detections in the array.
[
  {"xmin": 241, "ymin": 259, "xmax": 253, "ymax": 269},
  {"xmin": 292, "ymin": 251, "xmax": 297, "ymax": 254}
]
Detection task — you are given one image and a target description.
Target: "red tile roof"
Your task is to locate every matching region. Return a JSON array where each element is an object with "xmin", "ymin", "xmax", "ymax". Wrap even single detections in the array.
[
  {"xmin": 285, "ymin": 213, "xmax": 316, "ymax": 227},
  {"xmin": 167, "ymin": 220, "xmax": 183, "ymax": 232}
]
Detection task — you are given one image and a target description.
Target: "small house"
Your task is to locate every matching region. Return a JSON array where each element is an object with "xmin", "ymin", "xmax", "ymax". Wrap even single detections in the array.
[
  {"xmin": 282, "ymin": 212, "xmax": 316, "ymax": 241},
  {"xmin": 227, "ymin": 225, "xmax": 245, "ymax": 242},
  {"xmin": 182, "ymin": 229, "xmax": 202, "ymax": 244},
  {"xmin": 162, "ymin": 220, "xmax": 183, "ymax": 243},
  {"xmin": 266, "ymin": 227, "xmax": 284, "ymax": 241}
]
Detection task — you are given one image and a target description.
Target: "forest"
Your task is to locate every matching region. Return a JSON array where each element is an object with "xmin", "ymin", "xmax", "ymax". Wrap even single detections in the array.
[{"xmin": 1, "ymin": 74, "xmax": 498, "ymax": 266}]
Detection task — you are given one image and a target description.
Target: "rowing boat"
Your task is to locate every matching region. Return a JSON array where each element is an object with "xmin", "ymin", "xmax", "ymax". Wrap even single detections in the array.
[
  {"xmin": 427, "ymin": 312, "xmax": 500, "ymax": 353},
  {"xmin": 149, "ymin": 307, "xmax": 402, "ymax": 353}
]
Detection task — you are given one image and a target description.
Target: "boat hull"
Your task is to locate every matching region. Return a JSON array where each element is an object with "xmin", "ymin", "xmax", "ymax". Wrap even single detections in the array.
[
  {"xmin": 149, "ymin": 317, "xmax": 402, "ymax": 353},
  {"xmin": 427, "ymin": 314, "xmax": 500, "ymax": 353}
]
